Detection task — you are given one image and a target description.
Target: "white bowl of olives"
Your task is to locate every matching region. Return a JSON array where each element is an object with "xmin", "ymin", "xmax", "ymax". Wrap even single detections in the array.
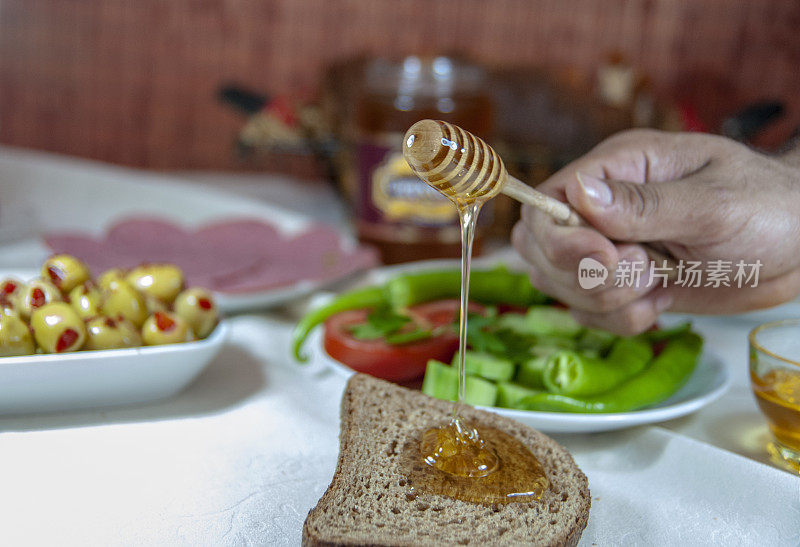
[{"xmin": 0, "ymin": 255, "xmax": 227, "ymax": 415}]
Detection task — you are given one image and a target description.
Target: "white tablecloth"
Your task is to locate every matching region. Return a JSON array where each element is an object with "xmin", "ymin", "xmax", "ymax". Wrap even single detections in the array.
[{"xmin": 0, "ymin": 149, "xmax": 798, "ymax": 546}]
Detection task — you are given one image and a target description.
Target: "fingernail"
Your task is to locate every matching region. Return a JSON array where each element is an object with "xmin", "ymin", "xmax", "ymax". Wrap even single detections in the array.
[
  {"xmin": 587, "ymin": 252, "xmax": 611, "ymax": 272},
  {"xmin": 576, "ymin": 172, "xmax": 613, "ymax": 206},
  {"xmin": 655, "ymin": 293, "xmax": 673, "ymax": 312},
  {"xmin": 617, "ymin": 248, "xmax": 647, "ymax": 284},
  {"xmin": 621, "ymin": 248, "xmax": 646, "ymax": 265}
]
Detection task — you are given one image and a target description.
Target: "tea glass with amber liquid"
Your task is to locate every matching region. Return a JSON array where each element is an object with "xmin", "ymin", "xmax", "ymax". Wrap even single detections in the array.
[{"xmin": 749, "ymin": 319, "xmax": 800, "ymax": 473}]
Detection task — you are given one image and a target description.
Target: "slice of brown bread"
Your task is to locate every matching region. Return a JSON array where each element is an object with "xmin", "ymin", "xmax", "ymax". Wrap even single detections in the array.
[{"xmin": 303, "ymin": 374, "xmax": 590, "ymax": 546}]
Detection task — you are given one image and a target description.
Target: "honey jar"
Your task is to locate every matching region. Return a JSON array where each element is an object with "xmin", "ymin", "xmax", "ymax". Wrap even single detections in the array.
[{"xmin": 347, "ymin": 56, "xmax": 493, "ymax": 264}]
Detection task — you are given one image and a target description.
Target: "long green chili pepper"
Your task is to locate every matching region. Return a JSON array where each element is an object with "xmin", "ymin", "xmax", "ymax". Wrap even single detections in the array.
[
  {"xmin": 516, "ymin": 355, "xmax": 549, "ymax": 389},
  {"xmin": 521, "ymin": 332, "xmax": 702, "ymax": 413},
  {"xmin": 542, "ymin": 336, "xmax": 653, "ymax": 396},
  {"xmin": 642, "ymin": 321, "xmax": 692, "ymax": 342},
  {"xmin": 291, "ymin": 286, "xmax": 385, "ymax": 361},
  {"xmin": 386, "ymin": 267, "xmax": 549, "ymax": 309},
  {"xmin": 577, "ymin": 328, "xmax": 618, "ymax": 354},
  {"xmin": 291, "ymin": 267, "xmax": 548, "ymax": 361}
]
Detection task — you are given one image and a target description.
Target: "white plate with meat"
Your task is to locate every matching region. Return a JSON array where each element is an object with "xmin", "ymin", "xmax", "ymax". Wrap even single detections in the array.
[
  {"xmin": 43, "ymin": 217, "xmax": 378, "ymax": 313},
  {"xmin": 0, "ymin": 147, "xmax": 378, "ymax": 313}
]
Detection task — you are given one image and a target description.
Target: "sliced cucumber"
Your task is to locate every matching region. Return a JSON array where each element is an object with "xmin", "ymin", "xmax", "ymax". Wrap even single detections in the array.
[
  {"xmin": 533, "ymin": 335, "xmax": 579, "ymax": 351},
  {"xmin": 422, "ymin": 360, "xmax": 458, "ymax": 402},
  {"xmin": 464, "ymin": 376, "xmax": 497, "ymax": 406},
  {"xmin": 497, "ymin": 306, "xmax": 583, "ymax": 338},
  {"xmin": 421, "ymin": 359, "xmax": 497, "ymax": 406},
  {"xmin": 452, "ymin": 350, "xmax": 515, "ymax": 382}
]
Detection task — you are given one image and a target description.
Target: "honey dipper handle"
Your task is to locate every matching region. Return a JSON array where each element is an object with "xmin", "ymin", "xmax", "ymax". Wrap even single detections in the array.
[
  {"xmin": 502, "ymin": 175, "xmax": 678, "ymax": 279},
  {"xmin": 502, "ymin": 176, "xmax": 581, "ymax": 226}
]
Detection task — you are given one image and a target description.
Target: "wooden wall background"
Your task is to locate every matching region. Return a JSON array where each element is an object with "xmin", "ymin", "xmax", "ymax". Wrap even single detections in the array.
[{"xmin": 1, "ymin": 0, "xmax": 798, "ymax": 170}]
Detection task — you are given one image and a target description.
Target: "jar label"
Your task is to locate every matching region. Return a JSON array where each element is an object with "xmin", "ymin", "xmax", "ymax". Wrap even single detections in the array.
[
  {"xmin": 371, "ymin": 152, "xmax": 456, "ymax": 226},
  {"xmin": 353, "ymin": 138, "xmax": 492, "ymax": 250}
]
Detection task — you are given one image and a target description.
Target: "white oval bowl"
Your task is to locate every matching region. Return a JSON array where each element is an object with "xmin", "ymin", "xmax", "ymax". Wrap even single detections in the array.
[{"xmin": 0, "ymin": 321, "xmax": 228, "ymax": 415}]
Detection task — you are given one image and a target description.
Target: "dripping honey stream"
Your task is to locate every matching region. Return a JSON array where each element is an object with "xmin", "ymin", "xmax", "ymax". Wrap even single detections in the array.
[{"xmin": 402, "ymin": 121, "xmax": 550, "ymax": 503}]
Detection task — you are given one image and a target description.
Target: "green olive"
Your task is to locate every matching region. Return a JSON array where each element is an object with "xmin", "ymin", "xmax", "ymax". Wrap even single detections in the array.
[
  {"xmin": 0, "ymin": 279, "xmax": 19, "ymax": 315},
  {"xmin": 0, "ymin": 301, "xmax": 15, "ymax": 316},
  {"xmin": 143, "ymin": 293, "xmax": 168, "ymax": 315},
  {"xmin": 30, "ymin": 302, "xmax": 86, "ymax": 353},
  {"xmin": 14, "ymin": 279, "xmax": 63, "ymax": 320},
  {"xmin": 68, "ymin": 282, "xmax": 104, "ymax": 320},
  {"xmin": 141, "ymin": 311, "xmax": 191, "ymax": 346},
  {"xmin": 101, "ymin": 280, "xmax": 148, "ymax": 328},
  {"xmin": 126, "ymin": 264, "xmax": 184, "ymax": 304},
  {"xmin": 97, "ymin": 268, "xmax": 127, "ymax": 292},
  {"xmin": 84, "ymin": 316, "xmax": 142, "ymax": 350},
  {"xmin": 0, "ymin": 277, "xmax": 25, "ymax": 307},
  {"xmin": 42, "ymin": 254, "xmax": 91, "ymax": 294},
  {"xmin": 174, "ymin": 288, "xmax": 218, "ymax": 338},
  {"xmin": 0, "ymin": 313, "xmax": 35, "ymax": 356}
]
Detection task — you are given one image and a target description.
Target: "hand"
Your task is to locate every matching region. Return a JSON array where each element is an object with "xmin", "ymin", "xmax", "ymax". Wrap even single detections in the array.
[{"xmin": 512, "ymin": 129, "xmax": 800, "ymax": 335}]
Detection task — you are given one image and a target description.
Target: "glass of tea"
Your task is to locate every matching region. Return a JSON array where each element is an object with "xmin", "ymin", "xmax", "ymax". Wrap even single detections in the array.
[{"xmin": 749, "ymin": 319, "xmax": 800, "ymax": 473}]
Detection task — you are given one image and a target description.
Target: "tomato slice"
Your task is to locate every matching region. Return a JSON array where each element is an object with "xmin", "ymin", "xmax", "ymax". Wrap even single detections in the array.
[{"xmin": 323, "ymin": 299, "xmax": 484, "ymax": 382}]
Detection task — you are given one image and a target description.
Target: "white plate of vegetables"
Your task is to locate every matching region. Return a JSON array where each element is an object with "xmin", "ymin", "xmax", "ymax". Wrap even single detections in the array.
[{"xmin": 294, "ymin": 263, "xmax": 731, "ymax": 433}]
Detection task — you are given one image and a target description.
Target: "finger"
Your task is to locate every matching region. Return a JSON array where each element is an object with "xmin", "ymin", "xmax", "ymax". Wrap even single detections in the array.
[
  {"xmin": 514, "ymin": 218, "xmax": 646, "ymax": 291},
  {"xmin": 512, "ymin": 222, "xmax": 600, "ymax": 291},
  {"xmin": 531, "ymin": 264, "xmax": 658, "ymax": 314},
  {"xmin": 667, "ymin": 269, "xmax": 800, "ymax": 314},
  {"xmin": 564, "ymin": 172, "xmax": 720, "ymax": 242},
  {"xmin": 574, "ymin": 268, "xmax": 800, "ymax": 333},
  {"xmin": 533, "ymin": 129, "xmax": 715, "ymax": 197},
  {"xmin": 570, "ymin": 289, "xmax": 674, "ymax": 336},
  {"xmin": 519, "ymin": 204, "xmax": 618, "ymax": 273},
  {"xmin": 514, "ymin": 225, "xmax": 658, "ymax": 312}
]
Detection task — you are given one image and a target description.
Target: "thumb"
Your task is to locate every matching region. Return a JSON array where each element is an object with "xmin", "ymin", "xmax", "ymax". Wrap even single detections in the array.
[{"xmin": 566, "ymin": 172, "xmax": 709, "ymax": 242}]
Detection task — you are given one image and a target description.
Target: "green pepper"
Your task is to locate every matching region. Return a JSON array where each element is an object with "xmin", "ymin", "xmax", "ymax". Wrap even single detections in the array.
[
  {"xmin": 291, "ymin": 266, "xmax": 548, "ymax": 361},
  {"xmin": 515, "ymin": 355, "xmax": 549, "ymax": 389},
  {"xmin": 386, "ymin": 266, "xmax": 548, "ymax": 309},
  {"xmin": 642, "ymin": 322, "xmax": 692, "ymax": 342},
  {"xmin": 520, "ymin": 332, "xmax": 702, "ymax": 413},
  {"xmin": 577, "ymin": 328, "xmax": 618, "ymax": 355},
  {"xmin": 542, "ymin": 336, "xmax": 653, "ymax": 396},
  {"xmin": 291, "ymin": 286, "xmax": 385, "ymax": 361}
]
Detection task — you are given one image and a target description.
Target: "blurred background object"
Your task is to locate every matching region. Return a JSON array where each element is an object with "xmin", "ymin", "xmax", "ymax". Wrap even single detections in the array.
[
  {"xmin": 3, "ymin": 0, "xmax": 799, "ymax": 168},
  {"xmin": 327, "ymin": 56, "xmax": 493, "ymax": 264},
  {"xmin": 1, "ymin": 0, "xmax": 799, "ymax": 261}
]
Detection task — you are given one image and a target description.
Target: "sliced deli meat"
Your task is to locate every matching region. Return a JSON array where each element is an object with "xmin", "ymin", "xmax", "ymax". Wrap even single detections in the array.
[{"xmin": 44, "ymin": 217, "xmax": 378, "ymax": 294}]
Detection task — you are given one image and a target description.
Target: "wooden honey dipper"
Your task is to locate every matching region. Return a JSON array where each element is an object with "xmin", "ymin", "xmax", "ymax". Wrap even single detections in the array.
[
  {"xmin": 403, "ymin": 119, "xmax": 580, "ymax": 225},
  {"xmin": 403, "ymin": 119, "xmax": 677, "ymax": 276}
]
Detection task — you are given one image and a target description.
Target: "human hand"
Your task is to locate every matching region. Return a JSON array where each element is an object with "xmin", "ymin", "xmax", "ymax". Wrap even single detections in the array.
[{"xmin": 512, "ymin": 129, "xmax": 800, "ymax": 335}]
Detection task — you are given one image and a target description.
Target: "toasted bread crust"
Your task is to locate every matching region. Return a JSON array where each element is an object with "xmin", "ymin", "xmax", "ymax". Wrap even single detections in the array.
[{"xmin": 303, "ymin": 374, "xmax": 590, "ymax": 546}]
